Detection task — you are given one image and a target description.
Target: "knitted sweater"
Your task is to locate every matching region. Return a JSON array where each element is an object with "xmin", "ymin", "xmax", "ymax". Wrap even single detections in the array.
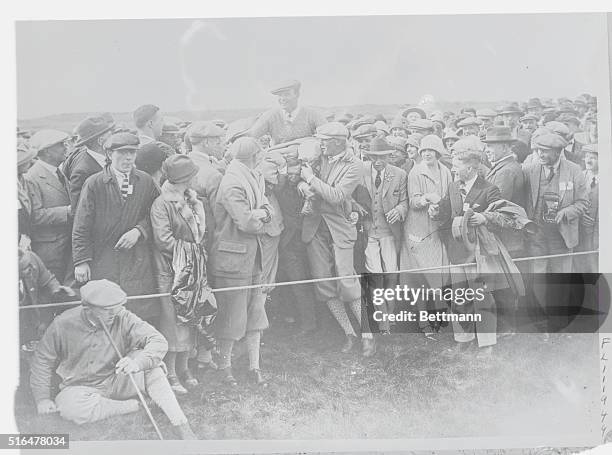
[{"xmin": 249, "ymin": 107, "xmax": 326, "ymax": 145}]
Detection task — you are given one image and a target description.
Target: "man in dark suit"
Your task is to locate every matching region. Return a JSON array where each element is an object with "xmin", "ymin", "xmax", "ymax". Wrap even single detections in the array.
[
  {"xmin": 438, "ymin": 143, "xmax": 507, "ymax": 356},
  {"xmin": 483, "ymin": 126, "xmax": 527, "ymax": 255},
  {"xmin": 63, "ymin": 115, "xmax": 115, "ymax": 214},
  {"xmin": 299, "ymin": 122, "xmax": 375, "ymax": 356},
  {"xmin": 483, "ymin": 125, "xmax": 528, "ymax": 337},
  {"xmin": 25, "ymin": 130, "xmax": 73, "ymax": 282}
]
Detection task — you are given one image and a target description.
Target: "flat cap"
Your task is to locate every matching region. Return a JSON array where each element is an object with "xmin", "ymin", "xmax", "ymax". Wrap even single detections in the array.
[
  {"xmin": 75, "ymin": 115, "xmax": 115, "ymax": 146},
  {"xmin": 162, "ymin": 116, "xmax": 182, "ymax": 134},
  {"xmin": 270, "ymin": 79, "xmax": 301, "ymax": 95},
  {"xmin": 451, "ymin": 136, "xmax": 485, "ymax": 155},
  {"xmin": 353, "ymin": 124, "xmax": 378, "ymax": 139},
  {"xmin": 498, "ymin": 105, "xmax": 523, "ymax": 115},
  {"xmin": 29, "ymin": 129, "xmax": 70, "ymax": 153},
  {"xmin": 230, "ymin": 136, "xmax": 262, "ymax": 160},
  {"xmin": 457, "ymin": 117, "xmax": 483, "ymax": 128},
  {"xmin": 315, "ymin": 122, "xmax": 349, "ymax": 140},
  {"xmin": 519, "ymin": 114, "xmax": 539, "ymax": 122},
  {"xmin": 543, "ymin": 121, "xmax": 571, "ymax": 140},
  {"xmin": 351, "ymin": 115, "xmax": 377, "ymax": 130},
  {"xmin": 81, "ymin": 279, "xmax": 127, "ymax": 308},
  {"xmin": 410, "ymin": 119, "xmax": 435, "ymax": 131},
  {"xmin": 557, "ymin": 103, "xmax": 578, "ymax": 116},
  {"xmin": 17, "ymin": 142, "xmax": 36, "ymax": 166},
  {"xmin": 419, "ymin": 135, "xmax": 445, "ymax": 156},
  {"xmin": 532, "ymin": 133, "xmax": 568, "ymax": 150},
  {"xmin": 104, "ymin": 132, "xmax": 140, "ymax": 151},
  {"xmin": 476, "ymin": 108, "xmax": 498, "ymax": 118},
  {"xmin": 582, "ymin": 143, "xmax": 598, "ymax": 154},
  {"xmin": 133, "ymin": 104, "xmax": 160, "ymax": 129},
  {"xmin": 365, "ymin": 137, "xmax": 394, "ymax": 155},
  {"xmin": 189, "ymin": 121, "xmax": 226, "ymax": 139}
]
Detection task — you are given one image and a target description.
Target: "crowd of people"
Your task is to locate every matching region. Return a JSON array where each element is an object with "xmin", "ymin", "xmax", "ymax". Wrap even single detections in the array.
[{"xmin": 16, "ymin": 79, "xmax": 599, "ymax": 438}]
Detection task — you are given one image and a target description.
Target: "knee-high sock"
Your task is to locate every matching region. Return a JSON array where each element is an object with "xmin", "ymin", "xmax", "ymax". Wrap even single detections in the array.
[
  {"xmin": 145, "ymin": 367, "xmax": 188, "ymax": 426},
  {"xmin": 327, "ymin": 299, "xmax": 356, "ymax": 336},
  {"xmin": 245, "ymin": 330, "xmax": 261, "ymax": 370},
  {"xmin": 175, "ymin": 351, "xmax": 189, "ymax": 376},
  {"xmin": 217, "ymin": 338, "xmax": 234, "ymax": 370},
  {"xmin": 197, "ymin": 348, "xmax": 212, "ymax": 363},
  {"xmin": 164, "ymin": 352, "xmax": 177, "ymax": 377},
  {"xmin": 349, "ymin": 299, "xmax": 373, "ymax": 339}
]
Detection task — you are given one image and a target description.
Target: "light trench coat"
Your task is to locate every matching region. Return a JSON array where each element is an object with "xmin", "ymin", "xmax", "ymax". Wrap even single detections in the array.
[{"xmin": 399, "ymin": 160, "xmax": 453, "ymax": 294}]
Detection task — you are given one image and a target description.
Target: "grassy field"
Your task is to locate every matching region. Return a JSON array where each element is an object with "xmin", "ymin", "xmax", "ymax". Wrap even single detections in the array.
[{"xmin": 14, "ymin": 304, "xmax": 600, "ymax": 442}]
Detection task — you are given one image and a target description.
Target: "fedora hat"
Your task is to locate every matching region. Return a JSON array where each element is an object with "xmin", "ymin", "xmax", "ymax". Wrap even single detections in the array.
[
  {"xmin": 75, "ymin": 115, "xmax": 115, "ymax": 147},
  {"xmin": 482, "ymin": 126, "xmax": 517, "ymax": 143},
  {"xmin": 365, "ymin": 137, "xmax": 394, "ymax": 156}
]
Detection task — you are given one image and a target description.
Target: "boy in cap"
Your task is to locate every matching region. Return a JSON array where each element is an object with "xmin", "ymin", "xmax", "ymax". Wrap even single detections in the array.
[
  {"xmin": 299, "ymin": 122, "xmax": 376, "ymax": 356},
  {"xmin": 25, "ymin": 129, "xmax": 73, "ymax": 282},
  {"xmin": 72, "ymin": 133, "xmax": 160, "ymax": 323},
  {"xmin": 361, "ymin": 138, "xmax": 408, "ymax": 334},
  {"xmin": 30, "ymin": 279, "xmax": 196, "ymax": 439},
  {"xmin": 248, "ymin": 79, "xmax": 326, "ymax": 145}
]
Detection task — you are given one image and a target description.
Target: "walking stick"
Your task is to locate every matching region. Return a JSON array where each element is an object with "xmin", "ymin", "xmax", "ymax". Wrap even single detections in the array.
[{"xmin": 97, "ymin": 317, "xmax": 165, "ymax": 440}]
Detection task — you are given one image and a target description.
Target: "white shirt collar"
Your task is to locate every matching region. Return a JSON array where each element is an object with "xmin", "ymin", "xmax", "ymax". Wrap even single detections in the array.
[
  {"xmin": 37, "ymin": 159, "xmax": 58, "ymax": 174},
  {"xmin": 371, "ymin": 165, "xmax": 385, "ymax": 179},
  {"xmin": 459, "ymin": 173, "xmax": 478, "ymax": 197},
  {"xmin": 87, "ymin": 148, "xmax": 107, "ymax": 168},
  {"xmin": 111, "ymin": 165, "xmax": 130, "ymax": 183}
]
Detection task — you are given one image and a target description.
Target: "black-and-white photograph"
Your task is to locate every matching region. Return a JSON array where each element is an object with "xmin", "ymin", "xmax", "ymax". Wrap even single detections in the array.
[{"xmin": 10, "ymin": 9, "xmax": 610, "ymax": 451}]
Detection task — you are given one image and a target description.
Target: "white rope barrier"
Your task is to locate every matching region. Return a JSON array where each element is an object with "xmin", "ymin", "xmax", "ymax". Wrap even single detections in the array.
[{"xmin": 19, "ymin": 250, "xmax": 599, "ymax": 310}]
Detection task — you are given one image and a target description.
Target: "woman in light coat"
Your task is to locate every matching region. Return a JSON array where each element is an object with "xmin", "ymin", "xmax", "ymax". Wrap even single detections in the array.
[{"xmin": 399, "ymin": 135, "xmax": 453, "ymax": 337}]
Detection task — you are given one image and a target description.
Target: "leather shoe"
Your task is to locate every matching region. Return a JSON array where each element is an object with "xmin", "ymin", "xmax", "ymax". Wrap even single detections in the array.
[
  {"xmin": 181, "ymin": 369, "xmax": 199, "ymax": 388},
  {"xmin": 168, "ymin": 375, "xmax": 188, "ymax": 395},
  {"xmin": 361, "ymin": 338, "xmax": 376, "ymax": 357},
  {"xmin": 218, "ymin": 367, "xmax": 238, "ymax": 387},
  {"xmin": 341, "ymin": 334, "xmax": 357, "ymax": 353},
  {"xmin": 174, "ymin": 422, "xmax": 197, "ymax": 440},
  {"xmin": 248, "ymin": 369, "xmax": 268, "ymax": 387}
]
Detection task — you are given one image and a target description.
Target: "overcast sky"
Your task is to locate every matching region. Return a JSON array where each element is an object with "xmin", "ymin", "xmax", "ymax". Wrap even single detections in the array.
[{"xmin": 16, "ymin": 13, "xmax": 607, "ymax": 119}]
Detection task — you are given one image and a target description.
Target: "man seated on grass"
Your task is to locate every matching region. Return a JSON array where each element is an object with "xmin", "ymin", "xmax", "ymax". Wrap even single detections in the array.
[{"xmin": 29, "ymin": 279, "xmax": 196, "ymax": 439}]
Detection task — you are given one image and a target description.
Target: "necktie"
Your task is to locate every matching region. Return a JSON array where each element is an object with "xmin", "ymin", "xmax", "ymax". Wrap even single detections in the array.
[
  {"xmin": 56, "ymin": 167, "xmax": 66, "ymax": 188},
  {"xmin": 120, "ymin": 173, "xmax": 130, "ymax": 200},
  {"xmin": 375, "ymin": 170, "xmax": 382, "ymax": 189},
  {"xmin": 459, "ymin": 185, "xmax": 467, "ymax": 201},
  {"xmin": 545, "ymin": 166, "xmax": 554, "ymax": 182},
  {"xmin": 591, "ymin": 176, "xmax": 597, "ymax": 189}
]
